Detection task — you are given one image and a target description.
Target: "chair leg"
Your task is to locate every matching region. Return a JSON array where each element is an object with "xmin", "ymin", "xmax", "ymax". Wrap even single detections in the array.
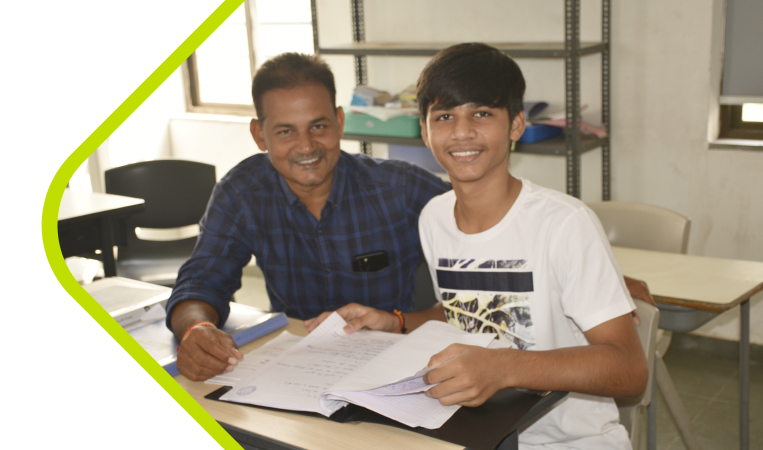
[
  {"xmin": 655, "ymin": 355, "xmax": 703, "ymax": 450},
  {"xmin": 648, "ymin": 367, "xmax": 656, "ymax": 450}
]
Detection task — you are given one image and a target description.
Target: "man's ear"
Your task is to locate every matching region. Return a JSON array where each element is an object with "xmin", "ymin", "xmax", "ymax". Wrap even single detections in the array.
[
  {"xmin": 509, "ymin": 110, "xmax": 526, "ymax": 142},
  {"xmin": 250, "ymin": 118, "xmax": 268, "ymax": 152},
  {"xmin": 335, "ymin": 106, "xmax": 345, "ymax": 139},
  {"xmin": 420, "ymin": 117, "xmax": 431, "ymax": 149}
]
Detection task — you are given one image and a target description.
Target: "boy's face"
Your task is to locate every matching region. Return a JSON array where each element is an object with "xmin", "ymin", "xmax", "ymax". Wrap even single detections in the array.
[{"xmin": 421, "ymin": 103, "xmax": 525, "ymax": 184}]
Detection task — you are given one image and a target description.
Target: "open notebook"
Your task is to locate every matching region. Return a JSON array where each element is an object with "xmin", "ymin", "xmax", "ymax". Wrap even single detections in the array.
[{"xmin": 219, "ymin": 313, "xmax": 496, "ymax": 429}]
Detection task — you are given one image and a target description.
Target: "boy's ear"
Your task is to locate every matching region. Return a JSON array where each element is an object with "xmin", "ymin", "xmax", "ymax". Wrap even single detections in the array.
[
  {"xmin": 420, "ymin": 117, "xmax": 431, "ymax": 149},
  {"xmin": 509, "ymin": 111, "xmax": 526, "ymax": 142},
  {"xmin": 250, "ymin": 118, "xmax": 268, "ymax": 152}
]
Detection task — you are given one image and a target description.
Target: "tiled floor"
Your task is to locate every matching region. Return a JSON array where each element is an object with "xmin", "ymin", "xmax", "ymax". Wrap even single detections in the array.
[
  {"xmin": 656, "ymin": 350, "xmax": 763, "ymax": 450},
  {"xmin": 234, "ymin": 267, "xmax": 763, "ymax": 450}
]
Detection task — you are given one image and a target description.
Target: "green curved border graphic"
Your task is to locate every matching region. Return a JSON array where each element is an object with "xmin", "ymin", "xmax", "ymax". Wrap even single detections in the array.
[{"xmin": 41, "ymin": 1, "xmax": 245, "ymax": 448}]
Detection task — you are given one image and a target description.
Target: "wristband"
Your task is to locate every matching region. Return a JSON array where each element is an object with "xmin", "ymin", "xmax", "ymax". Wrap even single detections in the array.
[
  {"xmin": 181, "ymin": 321, "xmax": 216, "ymax": 342},
  {"xmin": 392, "ymin": 309, "xmax": 407, "ymax": 334}
]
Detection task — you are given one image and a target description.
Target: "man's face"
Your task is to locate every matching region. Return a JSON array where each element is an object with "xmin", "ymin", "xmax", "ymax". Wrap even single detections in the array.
[
  {"xmin": 251, "ymin": 83, "xmax": 344, "ymax": 193},
  {"xmin": 421, "ymin": 103, "xmax": 525, "ymax": 184}
]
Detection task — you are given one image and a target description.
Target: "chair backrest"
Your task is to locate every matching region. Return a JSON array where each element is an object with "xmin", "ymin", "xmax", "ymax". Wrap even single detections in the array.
[
  {"xmin": 105, "ymin": 159, "xmax": 216, "ymax": 231},
  {"xmin": 616, "ymin": 298, "xmax": 660, "ymax": 439},
  {"xmin": 587, "ymin": 201, "xmax": 691, "ymax": 254},
  {"xmin": 414, "ymin": 259, "xmax": 438, "ymax": 311}
]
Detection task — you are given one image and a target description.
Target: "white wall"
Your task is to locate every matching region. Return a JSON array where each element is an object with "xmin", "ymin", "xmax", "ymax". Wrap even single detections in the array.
[
  {"xmin": 108, "ymin": 67, "xmax": 186, "ymax": 168},
  {"xmin": 611, "ymin": 0, "xmax": 763, "ymax": 345},
  {"xmin": 166, "ymin": 0, "xmax": 762, "ymax": 344}
]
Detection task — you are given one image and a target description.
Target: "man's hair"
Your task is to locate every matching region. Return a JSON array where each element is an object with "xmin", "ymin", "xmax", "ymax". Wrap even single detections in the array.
[
  {"xmin": 416, "ymin": 43, "xmax": 525, "ymax": 121},
  {"xmin": 251, "ymin": 52, "xmax": 336, "ymax": 120}
]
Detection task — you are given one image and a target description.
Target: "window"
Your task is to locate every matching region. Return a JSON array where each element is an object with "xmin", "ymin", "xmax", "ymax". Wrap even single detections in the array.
[
  {"xmin": 719, "ymin": 103, "xmax": 763, "ymax": 140},
  {"xmin": 183, "ymin": 0, "xmax": 314, "ymax": 115},
  {"xmin": 717, "ymin": 0, "xmax": 763, "ymax": 142}
]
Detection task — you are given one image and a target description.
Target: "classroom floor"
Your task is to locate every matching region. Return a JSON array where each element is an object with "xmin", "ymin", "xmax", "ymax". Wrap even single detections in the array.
[{"xmin": 235, "ymin": 267, "xmax": 763, "ymax": 450}]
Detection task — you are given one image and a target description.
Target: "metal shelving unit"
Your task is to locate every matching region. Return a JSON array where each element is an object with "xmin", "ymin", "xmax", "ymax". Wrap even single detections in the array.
[{"xmin": 310, "ymin": 0, "xmax": 611, "ymax": 199}]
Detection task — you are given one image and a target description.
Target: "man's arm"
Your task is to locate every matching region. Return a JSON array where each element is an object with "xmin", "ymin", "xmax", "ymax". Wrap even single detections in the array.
[
  {"xmin": 423, "ymin": 312, "xmax": 648, "ymax": 407},
  {"xmin": 171, "ymin": 300, "xmax": 243, "ymax": 381},
  {"xmin": 304, "ymin": 302, "xmax": 446, "ymax": 334}
]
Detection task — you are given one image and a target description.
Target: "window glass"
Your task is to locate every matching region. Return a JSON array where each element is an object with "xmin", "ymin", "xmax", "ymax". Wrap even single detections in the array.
[
  {"xmin": 186, "ymin": 0, "xmax": 314, "ymax": 110},
  {"xmin": 194, "ymin": 5, "xmax": 252, "ymax": 105},
  {"xmin": 741, "ymin": 103, "xmax": 763, "ymax": 122}
]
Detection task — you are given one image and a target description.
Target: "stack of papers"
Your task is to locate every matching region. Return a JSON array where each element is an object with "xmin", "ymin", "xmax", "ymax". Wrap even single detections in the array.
[
  {"xmin": 219, "ymin": 313, "xmax": 496, "ymax": 429},
  {"xmin": 84, "ymin": 277, "xmax": 170, "ymax": 330}
]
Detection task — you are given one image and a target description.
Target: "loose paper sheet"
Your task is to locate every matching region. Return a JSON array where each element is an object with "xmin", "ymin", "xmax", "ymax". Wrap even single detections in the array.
[
  {"xmin": 207, "ymin": 331, "xmax": 303, "ymax": 386},
  {"xmin": 222, "ymin": 313, "xmax": 404, "ymax": 413}
]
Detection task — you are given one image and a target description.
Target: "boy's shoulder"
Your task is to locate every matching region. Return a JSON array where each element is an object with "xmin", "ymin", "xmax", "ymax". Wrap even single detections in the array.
[
  {"xmin": 420, "ymin": 189, "xmax": 456, "ymax": 217},
  {"xmin": 519, "ymin": 179, "xmax": 589, "ymax": 219}
]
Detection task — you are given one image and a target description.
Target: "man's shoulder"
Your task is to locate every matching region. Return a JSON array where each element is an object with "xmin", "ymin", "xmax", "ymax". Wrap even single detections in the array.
[
  {"xmin": 217, "ymin": 153, "xmax": 277, "ymax": 193},
  {"xmin": 342, "ymin": 152, "xmax": 449, "ymax": 190}
]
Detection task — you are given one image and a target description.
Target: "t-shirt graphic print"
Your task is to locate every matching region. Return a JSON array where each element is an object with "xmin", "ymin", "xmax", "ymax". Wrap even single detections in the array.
[{"xmin": 437, "ymin": 258, "xmax": 535, "ymax": 350}]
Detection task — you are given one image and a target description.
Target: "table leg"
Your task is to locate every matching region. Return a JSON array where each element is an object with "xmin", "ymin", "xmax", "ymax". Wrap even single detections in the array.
[
  {"xmin": 740, "ymin": 299, "xmax": 750, "ymax": 450},
  {"xmin": 99, "ymin": 217, "xmax": 117, "ymax": 277}
]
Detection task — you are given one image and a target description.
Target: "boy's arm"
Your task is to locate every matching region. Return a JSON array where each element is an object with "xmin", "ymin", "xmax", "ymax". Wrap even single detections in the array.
[
  {"xmin": 304, "ymin": 303, "xmax": 446, "ymax": 334},
  {"xmin": 424, "ymin": 312, "xmax": 648, "ymax": 407}
]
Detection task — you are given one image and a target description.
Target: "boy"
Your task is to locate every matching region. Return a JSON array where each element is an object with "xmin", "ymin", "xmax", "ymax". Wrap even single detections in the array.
[{"xmin": 305, "ymin": 43, "xmax": 647, "ymax": 449}]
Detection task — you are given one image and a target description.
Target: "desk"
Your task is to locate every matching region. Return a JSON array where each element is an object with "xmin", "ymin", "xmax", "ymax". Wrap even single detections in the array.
[
  {"xmin": 175, "ymin": 319, "xmax": 565, "ymax": 450},
  {"xmin": 58, "ymin": 191, "xmax": 145, "ymax": 277},
  {"xmin": 613, "ymin": 246, "xmax": 763, "ymax": 450}
]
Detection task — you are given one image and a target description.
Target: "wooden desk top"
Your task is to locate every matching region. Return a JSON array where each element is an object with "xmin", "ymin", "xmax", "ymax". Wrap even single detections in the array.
[
  {"xmin": 612, "ymin": 246, "xmax": 763, "ymax": 311},
  {"xmin": 58, "ymin": 191, "xmax": 145, "ymax": 223},
  {"xmin": 175, "ymin": 320, "xmax": 461, "ymax": 450}
]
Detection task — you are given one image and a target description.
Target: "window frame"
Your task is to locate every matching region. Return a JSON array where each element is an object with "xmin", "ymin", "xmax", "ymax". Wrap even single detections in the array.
[{"xmin": 181, "ymin": 0, "xmax": 257, "ymax": 117}]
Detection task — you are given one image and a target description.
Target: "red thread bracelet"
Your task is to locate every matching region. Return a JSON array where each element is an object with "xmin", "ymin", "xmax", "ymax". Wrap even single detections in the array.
[
  {"xmin": 392, "ymin": 309, "xmax": 407, "ymax": 334},
  {"xmin": 181, "ymin": 321, "xmax": 216, "ymax": 342}
]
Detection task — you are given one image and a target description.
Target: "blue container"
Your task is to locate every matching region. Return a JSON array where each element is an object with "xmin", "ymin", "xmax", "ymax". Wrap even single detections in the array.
[{"xmin": 517, "ymin": 124, "xmax": 563, "ymax": 144}]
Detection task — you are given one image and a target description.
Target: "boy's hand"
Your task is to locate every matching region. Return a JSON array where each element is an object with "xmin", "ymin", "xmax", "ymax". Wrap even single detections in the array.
[
  {"xmin": 304, "ymin": 303, "xmax": 399, "ymax": 334},
  {"xmin": 423, "ymin": 344, "xmax": 510, "ymax": 407}
]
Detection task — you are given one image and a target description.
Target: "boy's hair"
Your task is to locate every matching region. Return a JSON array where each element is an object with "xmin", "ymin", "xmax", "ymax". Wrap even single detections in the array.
[
  {"xmin": 251, "ymin": 52, "xmax": 336, "ymax": 121},
  {"xmin": 416, "ymin": 43, "xmax": 525, "ymax": 121}
]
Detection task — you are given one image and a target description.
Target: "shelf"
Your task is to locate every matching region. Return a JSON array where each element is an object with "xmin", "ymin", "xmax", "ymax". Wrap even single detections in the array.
[
  {"xmin": 320, "ymin": 42, "xmax": 607, "ymax": 58},
  {"xmin": 515, "ymin": 135, "xmax": 608, "ymax": 155},
  {"xmin": 342, "ymin": 134, "xmax": 425, "ymax": 146},
  {"xmin": 341, "ymin": 133, "xmax": 608, "ymax": 156}
]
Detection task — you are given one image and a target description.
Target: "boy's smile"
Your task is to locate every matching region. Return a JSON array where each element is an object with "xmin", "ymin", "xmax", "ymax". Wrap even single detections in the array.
[{"xmin": 421, "ymin": 103, "xmax": 525, "ymax": 184}]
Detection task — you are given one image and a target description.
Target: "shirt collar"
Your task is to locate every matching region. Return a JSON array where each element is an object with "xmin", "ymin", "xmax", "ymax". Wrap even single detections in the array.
[{"xmin": 276, "ymin": 151, "xmax": 348, "ymax": 210}]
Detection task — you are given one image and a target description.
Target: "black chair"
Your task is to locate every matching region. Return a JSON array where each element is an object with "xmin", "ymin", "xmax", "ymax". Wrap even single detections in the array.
[
  {"xmin": 414, "ymin": 259, "xmax": 438, "ymax": 311},
  {"xmin": 104, "ymin": 159, "xmax": 216, "ymax": 286}
]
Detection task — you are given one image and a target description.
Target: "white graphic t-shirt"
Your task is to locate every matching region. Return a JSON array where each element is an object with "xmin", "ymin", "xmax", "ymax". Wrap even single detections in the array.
[{"xmin": 419, "ymin": 179, "xmax": 635, "ymax": 449}]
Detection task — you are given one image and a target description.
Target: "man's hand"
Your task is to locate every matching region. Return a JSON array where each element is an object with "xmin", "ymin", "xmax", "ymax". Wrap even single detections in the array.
[
  {"xmin": 424, "ymin": 344, "xmax": 509, "ymax": 407},
  {"xmin": 170, "ymin": 300, "xmax": 243, "ymax": 381},
  {"xmin": 304, "ymin": 303, "xmax": 399, "ymax": 334},
  {"xmin": 176, "ymin": 326, "xmax": 244, "ymax": 381}
]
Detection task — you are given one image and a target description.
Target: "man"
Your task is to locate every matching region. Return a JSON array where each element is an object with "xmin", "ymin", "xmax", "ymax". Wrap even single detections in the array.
[
  {"xmin": 166, "ymin": 53, "xmax": 450, "ymax": 381},
  {"xmin": 308, "ymin": 44, "xmax": 646, "ymax": 449}
]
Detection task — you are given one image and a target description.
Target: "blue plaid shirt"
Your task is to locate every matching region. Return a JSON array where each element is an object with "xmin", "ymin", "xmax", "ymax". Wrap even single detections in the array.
[{"xmin": 167, "ymin": 151, "xmax": 450, "ymax": 324}]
